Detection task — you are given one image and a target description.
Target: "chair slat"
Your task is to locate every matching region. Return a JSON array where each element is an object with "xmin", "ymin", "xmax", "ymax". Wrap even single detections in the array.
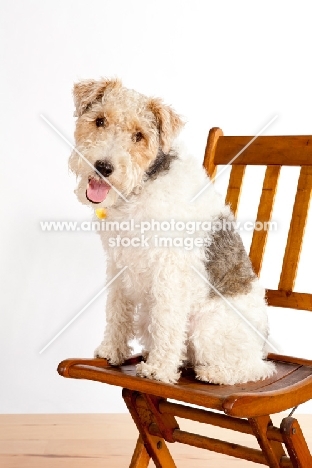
[
  {"xmin": 249, "ymin": 165, "xmax": 281, "ymax": 275},
  {"xmin": 278, "ymin": 166, "xmax": 312, "ymax": 292},
  {"xmin": 215, "ymin": 136, "xmax": 312, "ymax": 166},
  {"xmin": 203, "ymin": 127, "xmax": 223, "ymax": 180},
  {"xmin": 225, "ymin": 165, "xmax": 246, "ymax": 217},
  {"xmin": 266, "ymin": 290, "xmax": 312, "ymax": 312}
]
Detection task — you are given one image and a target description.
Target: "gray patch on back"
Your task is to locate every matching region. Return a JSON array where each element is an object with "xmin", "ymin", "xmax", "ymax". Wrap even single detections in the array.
[{"xmin": 205, "ymin": 217, "xmax": 256, "ymax": 297}]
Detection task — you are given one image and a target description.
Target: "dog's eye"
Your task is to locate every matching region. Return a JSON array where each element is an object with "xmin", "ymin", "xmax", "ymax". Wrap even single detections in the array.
[
  {"xmin": 133, "ymin": 132, "xmax": 144, "ymax": 142},
  {"xmin": 95, "ymin": 117, "xmax": 106, "ymax": 128}
]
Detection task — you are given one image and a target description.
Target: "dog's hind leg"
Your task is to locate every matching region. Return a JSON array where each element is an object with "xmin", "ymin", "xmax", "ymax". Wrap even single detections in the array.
[{"xmin": 189, "ymin": 296, "xmax": 275, "ymax": 385}]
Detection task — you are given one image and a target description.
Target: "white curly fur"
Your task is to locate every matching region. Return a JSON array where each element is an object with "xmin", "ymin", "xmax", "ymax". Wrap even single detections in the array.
[{"xmin": 70, "ymin": 79, "xmax": 276, "ymax": 385}]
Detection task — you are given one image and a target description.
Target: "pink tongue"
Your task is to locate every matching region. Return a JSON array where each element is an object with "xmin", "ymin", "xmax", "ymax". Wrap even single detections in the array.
[{"xmin": 86, "ymin": 179, "xmax": 111, "ymax": 203}]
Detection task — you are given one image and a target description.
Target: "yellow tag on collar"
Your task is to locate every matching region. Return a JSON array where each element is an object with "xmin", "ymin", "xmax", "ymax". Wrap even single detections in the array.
[{"xmin": 95, "ymin": 208, "xmax": 107, "ymax": 219}]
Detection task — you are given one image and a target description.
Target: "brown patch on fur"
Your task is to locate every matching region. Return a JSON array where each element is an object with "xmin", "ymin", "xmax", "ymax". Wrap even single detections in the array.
[
  {"xmin": 205, "ymin": 218, "xmax": 256, "ymax": 297},
  {"xmin": 148, "ymin": 98, "xmax": 184, "ymax": 153},
  {"xmin": 145, "ymin": 148, "xmax": 178, "ymax": 180},
  {"xmin": 119, "ymin": 103, "xmax": 168, "ymax": 170},
  {"xmin": 74, "ymin": 116, "xmax": 99, "ymax": 147},
  {"xmin": 127, "ymin": 118, "xmax": 160, "ymax": 170},
  {"xmin": 129, "ymin": 138, "xmax": 155, "ymax": 169},
  {"xmin": 100, "ymin": 106, "xmax": 123, "ymax": 127},
  {"xmin": 73, "ymin": 78, "xmax": 121, "ymax": 116}
]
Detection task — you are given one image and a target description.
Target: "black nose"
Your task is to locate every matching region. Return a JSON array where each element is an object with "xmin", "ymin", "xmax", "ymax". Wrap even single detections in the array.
[{"xmin": 94, "ymin": 160, "xmax": 114, "ymax": 177}]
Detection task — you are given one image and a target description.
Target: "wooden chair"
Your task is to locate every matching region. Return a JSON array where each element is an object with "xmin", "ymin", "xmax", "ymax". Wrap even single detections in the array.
[{"xmin": 58, "ymin": 128, "xmax": 312, "ymax": 467}]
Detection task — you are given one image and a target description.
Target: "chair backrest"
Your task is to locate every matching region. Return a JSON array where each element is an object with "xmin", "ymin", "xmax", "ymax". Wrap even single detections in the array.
[{"xmin": 204, "ymin": 127, "xmax": 312, "ymax": 312}]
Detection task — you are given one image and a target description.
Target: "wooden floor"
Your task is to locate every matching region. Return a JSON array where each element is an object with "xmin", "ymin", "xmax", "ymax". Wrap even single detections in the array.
[{"xmin": 0, "ymin": 413, "xmax": 311, "ymax": 467}]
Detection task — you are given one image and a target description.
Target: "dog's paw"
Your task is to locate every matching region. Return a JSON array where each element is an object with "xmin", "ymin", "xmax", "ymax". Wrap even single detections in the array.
[
  {"xmin": 94, "ymin": 342, "xmax": 131, "ymax": 366},
  {"xmin": 136, "ymin": 361, "xmax": 180, "ymax": 384},
  {"xmin": 195, "ymin": 365, "xmax": 219, "ymax": 384},
  {"xmin": 195, "ymin": 360, "xmax": 277, "ymax": 385},
  {"xmin": 195, "ymin": 364, "xmax": 243, "ymax": 385}
]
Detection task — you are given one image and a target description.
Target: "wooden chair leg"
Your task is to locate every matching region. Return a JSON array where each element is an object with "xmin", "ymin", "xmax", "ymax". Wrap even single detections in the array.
[
  {"xmin": 130, "ymin": 435, "xmax": 150, "ymax": 468},
  {"xmin": 281, "ymin": 417, "xmax": 312, "ymax": 468},
  {"xmin": 143, "ymin": 394, "xmax": 179, "ymax": 443},
  {"xmin": 123, "ymin": 389, "xmax": 177, "ymax": 468},
  {"xmin": 249, "ymin": 415, "xmax": 286, "ymax": 468}
]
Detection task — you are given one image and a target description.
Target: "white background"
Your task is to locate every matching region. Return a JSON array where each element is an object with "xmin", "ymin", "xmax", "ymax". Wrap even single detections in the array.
[{"xmin": 1, "ymin": 0, "xmax": 312, "ymax": 414}]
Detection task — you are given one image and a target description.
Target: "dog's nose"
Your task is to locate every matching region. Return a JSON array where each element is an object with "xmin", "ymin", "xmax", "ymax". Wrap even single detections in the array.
[{"xmin": 94, "ymin": 160, "xmax": 114, "ymax": 177}]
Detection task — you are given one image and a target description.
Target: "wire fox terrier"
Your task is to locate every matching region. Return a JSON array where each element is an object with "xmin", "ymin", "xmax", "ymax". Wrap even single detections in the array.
[{"xmin": 69, "ymin": 78, "xmax": 275, "ymax": 385}]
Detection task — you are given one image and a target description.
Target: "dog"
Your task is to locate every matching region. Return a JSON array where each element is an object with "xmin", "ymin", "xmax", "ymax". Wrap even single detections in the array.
[{"xmin": 69, "ymin": 78, "xmax": 276, "ymax": 385}]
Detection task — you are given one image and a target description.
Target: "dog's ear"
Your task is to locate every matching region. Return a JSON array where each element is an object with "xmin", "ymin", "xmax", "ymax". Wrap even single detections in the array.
[
  {"xmin": 148, "ymin": 98, "xmax": 184, "ymax": 153},
  {"xmin": 73, "ymin": 78, "xmax": 121, "ymax": 116}
]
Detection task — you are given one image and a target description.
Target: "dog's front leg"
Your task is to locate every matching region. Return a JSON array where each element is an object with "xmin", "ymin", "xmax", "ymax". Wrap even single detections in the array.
[
  {"xmin": 136, "ymin": 254, "xmax": 190, "ymax": 384},
  {"xmin": 94, "ymin": 281, "xmax": 134, "ymax": 365}
]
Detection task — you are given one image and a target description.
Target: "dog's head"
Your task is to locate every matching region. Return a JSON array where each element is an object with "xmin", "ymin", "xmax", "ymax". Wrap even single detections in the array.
[{"xmin": 69, "ymin": 78, "xmax": 184, "ymax": 207}]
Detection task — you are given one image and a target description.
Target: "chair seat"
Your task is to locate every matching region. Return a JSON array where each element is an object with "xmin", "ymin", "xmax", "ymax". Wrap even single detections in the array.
[{"xmin": 58, "ymin": 353, "xmax": 312, "ymax": 418}]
